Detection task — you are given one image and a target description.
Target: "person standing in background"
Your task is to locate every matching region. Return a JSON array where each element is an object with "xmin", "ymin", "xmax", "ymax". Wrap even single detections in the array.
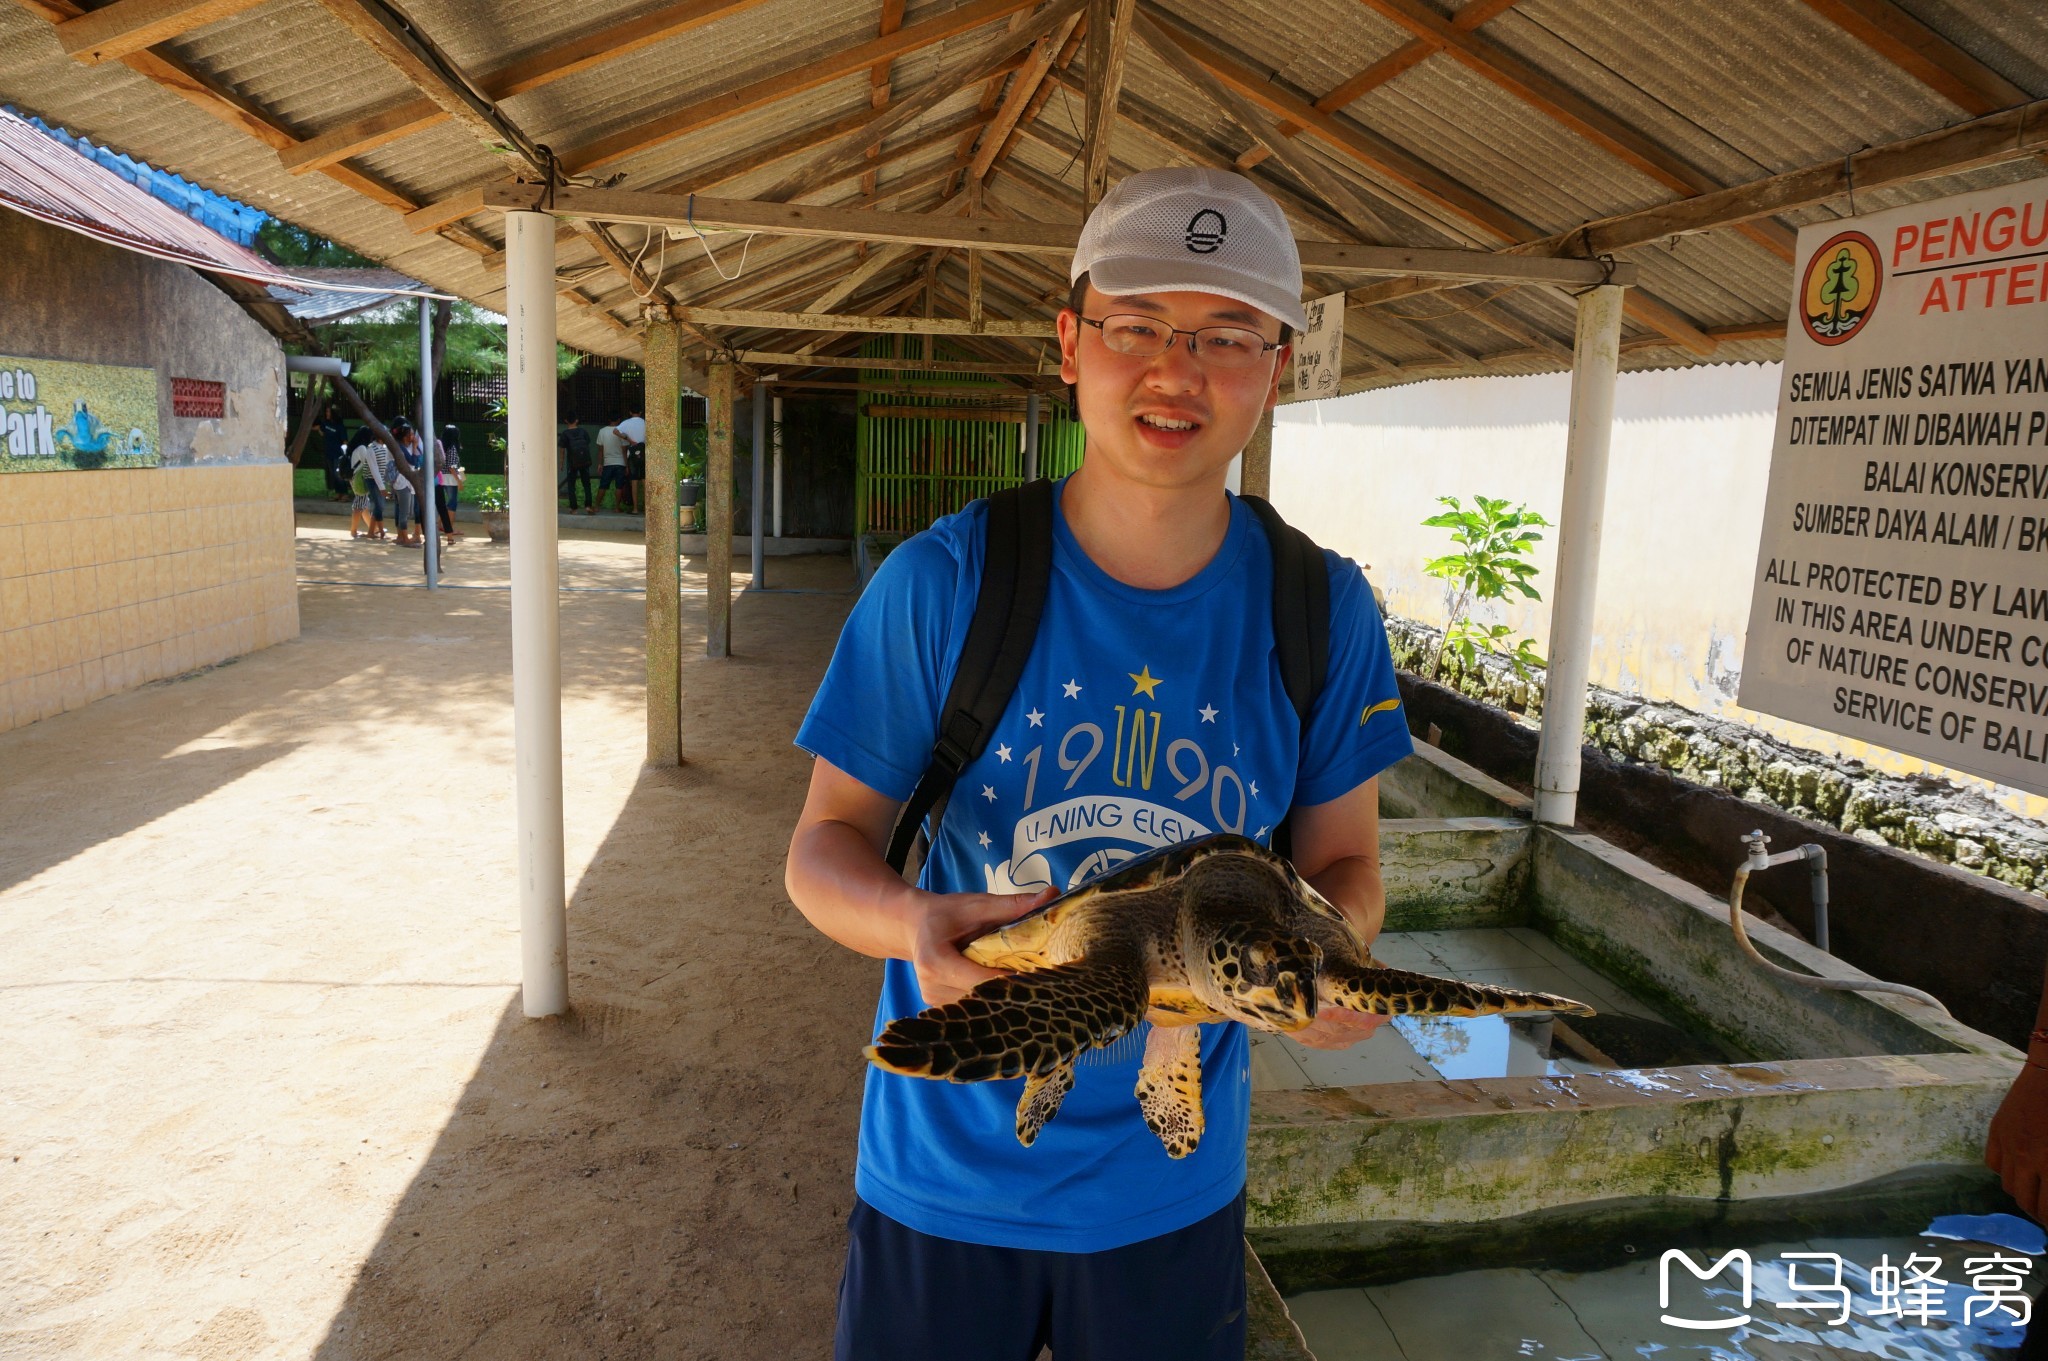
[
  {"xmin": 436, "ymin": 423, "xmax": 462, "ymax": 543},
  {"xmin": 319, "ymin": 406, "xmax": 349, "ymax": 499},
  {"xmin": 559, "ymin": 413, "xmax": 593, "ymax": 513},
  {"xmin": 389, "ymin": 419, "xmax": 422, "ymax": 548},
  {"xmin": 594, "ymin": 417, "xmax": 631, "ymax": 515},
  {"xmin": 616, "ymin": 409, "xmax": 647, "ymax": 515}
]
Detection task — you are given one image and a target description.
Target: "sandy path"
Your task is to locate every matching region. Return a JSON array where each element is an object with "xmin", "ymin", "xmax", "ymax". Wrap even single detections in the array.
[{"xmin": 0, "ymin": 520, "xmax": 874, "ymax": 1360}]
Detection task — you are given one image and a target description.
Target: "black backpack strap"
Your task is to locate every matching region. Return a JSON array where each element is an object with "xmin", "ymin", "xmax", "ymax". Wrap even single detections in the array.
[
  {"xmin": 885, "ymin": 479, "xmax": 1056, "ymax": 876},
  {"xmin": 1242, "ymin": 494, "xmax": 1330, "ymax": 860}
]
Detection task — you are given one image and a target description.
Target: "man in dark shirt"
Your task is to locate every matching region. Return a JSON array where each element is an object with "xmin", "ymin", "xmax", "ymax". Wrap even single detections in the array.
[
  {"xmin": 558, "ymin": 414, "xmax": 593, "ymax": 512},
  {"xmin": 319, "ymin": 406, "xmax": 349, "ymax": 499}
]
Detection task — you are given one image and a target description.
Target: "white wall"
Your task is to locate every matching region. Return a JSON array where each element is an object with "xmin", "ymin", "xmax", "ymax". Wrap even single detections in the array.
[{"xmin": 1271, "ymin": 362, "xmax": 2045, "ymax": 819}]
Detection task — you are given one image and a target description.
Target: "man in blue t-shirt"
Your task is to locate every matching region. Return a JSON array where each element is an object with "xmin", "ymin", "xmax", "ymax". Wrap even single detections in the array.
[{"xmin": 786, "ymin": 168, "xmax": 1413, "ymax": 1361}]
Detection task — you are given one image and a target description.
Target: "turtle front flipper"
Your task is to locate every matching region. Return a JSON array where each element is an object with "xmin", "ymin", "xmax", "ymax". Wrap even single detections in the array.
[
  {"xmin": 1016, "ymin": 1062, "xmax": 1075, "ymax": 1146},
  {"xmin": 1320, "ymin": 961, "xmax": 1595, "ymax": 1019},
  {"xmin": 865, "ymin": 951, "xmax": 1151, "ymax": 1088},
  {"xmin": 1135, "ymin": 1024, "xmax": 1204, "ymax": 1159}
]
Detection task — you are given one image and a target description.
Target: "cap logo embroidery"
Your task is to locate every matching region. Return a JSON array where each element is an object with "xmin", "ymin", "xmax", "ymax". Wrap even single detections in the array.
[{"xmin": 1184, "ymin": 208, "xmax": 1227, "ymax": 254}]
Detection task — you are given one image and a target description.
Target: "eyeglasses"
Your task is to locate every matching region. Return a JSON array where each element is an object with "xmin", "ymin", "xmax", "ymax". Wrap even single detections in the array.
[{"xmin": 1078, "ymin": 314, "xmax": 1283, "ymax": 369}]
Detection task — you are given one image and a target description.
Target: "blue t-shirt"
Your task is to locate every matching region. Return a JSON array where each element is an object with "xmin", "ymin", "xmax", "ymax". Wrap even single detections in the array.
[{"xmin": 795, "ymin": 479, "xmax": 1411, "ymax": 1252}]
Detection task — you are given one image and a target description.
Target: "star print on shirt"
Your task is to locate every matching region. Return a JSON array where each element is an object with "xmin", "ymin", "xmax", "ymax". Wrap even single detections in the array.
[
  {"xmin": 981, "ymin": 785, "xmax": 997, "ymax": 801},
  {"xmin": 978, "ymin": 831, "xmax": 992, "ymax": 849},
  {"xmin": 1128, "ymin": 666, "xmax": 1162, "ymax": 698},
  {"xmin": 1062, "ymin": 679, "xmax": 1082, "ymax": 699},
  {"xmin": 1233, "ymin": 743, "xmax": 1240, "ymax": 757},
  {"xmin": 1255, "ymin": 825, "xmax": 1269, "ymax": 839},
  {"xmin": 1198, "ymin": 704, "xmax": 1218, "ymax": 723},
  {"xmin": 1248, "ymin": 781, "xmax": 1260, "ymax": 799},
  {"xmin": 996, "ymin": 744, "xmax": 1013, "ymax": 763},
  {"xmin": 1026, "ymin": 709, "xmax": 1044, "ymax": 727}
]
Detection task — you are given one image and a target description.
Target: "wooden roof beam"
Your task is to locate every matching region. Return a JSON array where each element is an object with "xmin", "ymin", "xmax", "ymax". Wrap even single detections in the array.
[
  {"xmin": 1135, "ymin": 5, "xmax": 1533, "ymax": 244},
  {"xmin": 561, "ymin": 0, "xmax": 1045, "ymax": 174},
  {"xmin": 966, "ymin": 9, "xmax": 1087, "ymax": 181},
  {"xmin": 1345, "ymin": 0, "xmax": 1797, "ymax": 261},
  {"xmin": 1796, "ymin": 0, "xmax": 2030, "ymax": 117},
  {"xmin": 57, "ymin": 0, "xmax": 270, "ymax": 64},
  {"xmin": 672, "ymin": 305, "xmax": 1053, "ymax": 338},
  {"xmin": 861, "ymin": 0, "xmax": 910, "ymax": 198},
  {"xmin": 287, "ymin": 0, "xmax": 773, "ymax": 174},
  {"xmin": 1134, "ymin": 9, "xmax": 1396, "ymax": 242},
  {"xmin": 482, "ymin": 182, "xmax": 1645, "ymax": 287},
  {"xmin": 752, "ymin": 1, "xmax": 1077, "ymax": 203},
  {"xmin": 1080, "ymin": 0, "xmax": 1137, "ymax": 214},
  {"xmin": 737, "ymin": 350, "xmax": 1042, "ymax": 375},
  {"xmin": 1236, "ymin": 0, "xmax": 1519, "ymax": 171}
]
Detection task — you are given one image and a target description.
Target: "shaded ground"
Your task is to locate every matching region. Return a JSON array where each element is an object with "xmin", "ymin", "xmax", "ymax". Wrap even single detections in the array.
[{"xmin": 0, "ymin": 518, "xmax": 871, "ymax": 1359}]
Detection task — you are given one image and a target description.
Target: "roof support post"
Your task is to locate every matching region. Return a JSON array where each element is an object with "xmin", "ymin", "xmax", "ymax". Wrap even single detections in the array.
[
  {"xmin": 419, "ymin": 297, "xmax": 440, "ymax": 589},
  {"xmin": 506, "ymin": 210, "xmax": 568, "ymax": 1016},
  {"xmin": 643, "ymin": 316, "xmax": 683, "ymax": 765},
  {"xmin": 772, "ymin": 392, "xmax": 785, "ymax": 540},
  {"xmin": 1532, "ymin": 283, "xmax": 1624, "ymax": 828},
  {"xmin": 1239, "ymin": 408, "xmax": 1273, "ymax": 499},
  {"xmin": 706, "ymin": 360, "xmax": 735, "ymax": 658},
  {"xmin": 1023, "ymin": 391, "xmax": 1040, "ymax": 480},
  {"xmin": 751, "ymin": 379, "xmax": 769, "ymax": 588}
]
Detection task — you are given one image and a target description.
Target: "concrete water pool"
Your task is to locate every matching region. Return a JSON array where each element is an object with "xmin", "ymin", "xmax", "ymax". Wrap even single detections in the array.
[{"xmin": 1237, "ymin": 744, "xmax": 2028, "ymax": 1358}]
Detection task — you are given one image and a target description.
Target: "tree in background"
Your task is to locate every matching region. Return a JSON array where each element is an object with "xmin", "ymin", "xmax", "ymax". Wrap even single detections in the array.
[{"xmin": 1421, "ymin": 494, "xmax": 1550, "ymax": 682}]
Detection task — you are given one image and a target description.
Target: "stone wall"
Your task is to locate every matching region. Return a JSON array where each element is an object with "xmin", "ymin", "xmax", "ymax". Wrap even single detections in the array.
[{"xmin": 1386, "ymin": 614, "xmax": 2048, "ymax": 899}]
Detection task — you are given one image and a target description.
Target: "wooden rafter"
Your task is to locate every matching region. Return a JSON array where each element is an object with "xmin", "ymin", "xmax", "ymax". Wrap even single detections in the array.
[
  {"xmin": 1236, "ymin": 0, "xmax": 1518, "ymax": 171},
  {"xmin": 57, "ymin": 0, "xmax": 268, "ymax": 63},
  {"xmin": 560, "ymin": 0, "xmax": 1043, "ymax": 174},
  {"xmin": 1343, "ymin": 0, "xmax": 1797, "ymax": 261},
  {"xmin": 1080, "ymin": 0, "xmax": 1137, "ymax": 214},
  {"xmin": 672, "ymin": 305, "xmax": 1052, "ymax": 337},
  {"xmin": 1134, "ymin": 9, "xmax": 1395, "ymax": 241},
  {"xmin": 861, "ymin": 0, "xmax": 909, "ymax": 199},
  {"xmin": 281, "ymin": 0, "xmax": 771, "ymax": 174},
  {"xmin": 966, "ymin": 9, "xmax": 1085, "ymax": 180},
  {"xmin": 1796, "ymin": 0, "xmax": 2030, "ymax": 117},
  {"xmin": 971, "ymin": 16, "xmax": 1090, "ymax": 192},
  {"xmin": 482, "ymin": 183, "xmax": 1647, "ymax": 288}
]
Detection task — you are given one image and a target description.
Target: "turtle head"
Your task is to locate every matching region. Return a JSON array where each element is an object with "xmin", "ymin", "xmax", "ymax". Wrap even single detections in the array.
[{"xmin": 1202, "ymin": 925, "xmax": 1321, "ymax": 1032}]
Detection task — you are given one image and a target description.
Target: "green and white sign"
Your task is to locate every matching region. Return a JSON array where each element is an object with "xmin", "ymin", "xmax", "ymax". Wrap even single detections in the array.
[{"xmin": 1, "ymin": 353, "xmax": 160, "ymax": 472}]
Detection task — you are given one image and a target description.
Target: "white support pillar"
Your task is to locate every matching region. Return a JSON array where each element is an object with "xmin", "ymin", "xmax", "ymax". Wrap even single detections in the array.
[
  {"xmin": 1532, "ymin": 284, "xmax": 1626, "ymax": 828},
  {"xmin": 750, "ymin": 380, "xmax": 768, "ymax": 587},
  {"xmin": 771, "ymin": 393, "xmax": 784, "ymax": 541},
  {"xmin": 418, "ymin": 298, "xmax": 439, "ymax": 590},
  {"xmin": 1023, "ymin": 392, "xmax": 1040, "ymax": 480},
  {"xmin": 506, "ymin": 211, "xmax": 568, "ymax": 1017}
]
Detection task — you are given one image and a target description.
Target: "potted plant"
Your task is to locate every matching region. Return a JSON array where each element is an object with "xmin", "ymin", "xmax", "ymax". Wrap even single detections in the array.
[
  {"xmin": 678, "ymin": 436, "xmax": 706, "ymax": 531},
  {"xmin": 476, "ymin": 482, "xmax": 510, "ymax": 543}
]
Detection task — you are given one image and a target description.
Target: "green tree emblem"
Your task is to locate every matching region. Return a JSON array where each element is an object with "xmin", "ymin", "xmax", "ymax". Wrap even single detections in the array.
[{"xmin": 1819, "ymin": 248, "xmax": 1860, "ymax": 335}]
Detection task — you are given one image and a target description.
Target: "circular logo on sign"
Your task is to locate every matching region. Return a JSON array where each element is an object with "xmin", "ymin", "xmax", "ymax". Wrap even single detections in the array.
[
  {"xmin": 1798, "ymin": 231, "xmax": 1882, "ymax": 346},
  {"xmin": 1185, "ymin": 209, "xmax": 1227, "ymax": 253}
]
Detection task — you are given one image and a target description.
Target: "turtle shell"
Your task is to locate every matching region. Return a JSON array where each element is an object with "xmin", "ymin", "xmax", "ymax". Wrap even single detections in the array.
[{"xmin": 962, "ymin": 832, "xmax": 1289, "ymax": 970}]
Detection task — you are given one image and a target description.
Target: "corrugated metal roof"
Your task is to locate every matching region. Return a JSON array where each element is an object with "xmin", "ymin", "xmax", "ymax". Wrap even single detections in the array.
[
  {"xmin": 0, "ymin": 0, "xmax": 2044, "ymax": 384},
  {"xmin": 272, "ymin": 264, "xmax": 427, "ymax": 321}
]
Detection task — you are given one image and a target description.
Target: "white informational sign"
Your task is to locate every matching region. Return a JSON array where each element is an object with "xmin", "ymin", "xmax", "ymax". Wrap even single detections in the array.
[
  {"xmin": 1739, "ymin": 179, "xmax": 2048, "ymax": 795},
  {"xmin": 1291, "ymin": 292, "xmax": 1345, "ymax": 401}
]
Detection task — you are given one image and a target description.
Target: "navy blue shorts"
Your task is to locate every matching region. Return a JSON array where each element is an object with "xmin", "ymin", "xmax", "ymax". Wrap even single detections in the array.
[{"xmin": 833, "ymin": 1191, "xmax": 1247, "ymax": 1361}]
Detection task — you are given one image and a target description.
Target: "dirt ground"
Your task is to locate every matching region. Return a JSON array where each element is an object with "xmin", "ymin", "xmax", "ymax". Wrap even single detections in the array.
[{"xmin": 0, "ymin": 519, "xmax": 877, "ymax": 1359}]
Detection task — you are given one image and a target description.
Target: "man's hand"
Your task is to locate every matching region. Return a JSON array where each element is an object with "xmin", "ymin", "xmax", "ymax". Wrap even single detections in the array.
[
  {"xmin": 1289, "ymin": 1007, "xmax": 1388, "ymax": 1050},
  {"xmin": 1986, "ymin": 1058, "xmax": 2048, "ymax": 1222},
  {"xmin": 906, "ymin": 886, "xmax": 1057, "ymax": 1006}
]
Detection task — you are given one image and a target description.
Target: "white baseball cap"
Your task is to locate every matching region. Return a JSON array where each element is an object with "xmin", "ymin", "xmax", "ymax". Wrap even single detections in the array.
[{"xmin": 1071, "ymin": 167, "xmax": 1307, "ymax": 334}]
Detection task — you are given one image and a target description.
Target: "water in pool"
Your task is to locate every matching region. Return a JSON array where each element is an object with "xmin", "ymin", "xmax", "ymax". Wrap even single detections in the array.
[
  {"xmin": 1284, "ymin": 1214, "xmax": 2043, "ymax": 1359},
  {"xmin": 1250, "ymin": 926, "xmax": 1732, "ymax": 1090}
]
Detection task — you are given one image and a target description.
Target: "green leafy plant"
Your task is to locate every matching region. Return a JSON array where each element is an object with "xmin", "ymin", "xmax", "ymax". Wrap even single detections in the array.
[
  {"xmin": 1421, "ymin": 495, "xmax": 1550, "ymax": 681},
  {"xmin": 474, "ymin": 483, "xmax": 508, "ymax": 512}
]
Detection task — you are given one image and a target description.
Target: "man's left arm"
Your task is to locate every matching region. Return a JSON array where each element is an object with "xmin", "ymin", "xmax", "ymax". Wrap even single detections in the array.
[{"xmin": 1285, "ymin": 777, "xmax": 1392, "ymax": 1051}]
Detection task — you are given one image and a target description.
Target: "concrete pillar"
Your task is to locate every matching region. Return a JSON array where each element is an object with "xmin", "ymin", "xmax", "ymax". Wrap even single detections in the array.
[
  {"xmin": 706, "ymin": 361, "xmax": 734, "ymax": 658},
  {"xmin": 772, "ymin": 393, "xmax": 784, "ymax": 540},
  {"xmin": 643, "ymin": 317, "xmax": 681, "ymax": 765},
  {"xmin": 419, "ymin": 299, "xmax": 438, "ymax": 589},
  {"xmin": 505, "ymin": 210, "xmax": 568, "ymax": 1017},
  {"xmin": 1023, "ymin": 392, "xmax": 1040, "ymax": 480},
  {"xmin": 1239, "ymin": 408, "xmax": 1273, "ymax": 500},
  {"xmin": 1533, "ymin": 284, "xmax": 1626, "ymax": 828},
  {"xmin": 750, "ymin": 379, "xmax": 768, "ymax": 588}
]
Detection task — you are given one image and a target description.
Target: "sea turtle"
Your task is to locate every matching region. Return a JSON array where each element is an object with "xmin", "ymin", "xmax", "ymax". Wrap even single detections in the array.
[{"xmin": 865, "ymin": 832, "xmax": 1595, "ymax": 1157}]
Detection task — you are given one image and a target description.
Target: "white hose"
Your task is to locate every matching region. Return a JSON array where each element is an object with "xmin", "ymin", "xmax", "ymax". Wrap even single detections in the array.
[{"xmin": 1727, "ymin": 862, "xmax": 1950, "ymax": 1015}]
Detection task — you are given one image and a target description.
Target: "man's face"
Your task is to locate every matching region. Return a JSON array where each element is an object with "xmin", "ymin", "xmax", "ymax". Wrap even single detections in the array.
[{"xmin": 1057, "ymin": 283, "xmax": 1288, "ymax": 492}]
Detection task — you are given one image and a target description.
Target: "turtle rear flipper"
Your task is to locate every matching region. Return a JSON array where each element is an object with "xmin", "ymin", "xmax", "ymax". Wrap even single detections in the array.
[
  {"xmin": 865, "ymin": 952, "xmax": 1151, "ymax": 1086},
  {"xmin": 1016, "ymin": 1063, "xmax": 1075, "ymax": 1146},
  {"xmin": 1319, "ymin": 961, "xmax": 1595, "ymax": 1018},
  {"xmin": 1135, "ymin": 1024, "xmax": 1204, "ymax": 1159}
]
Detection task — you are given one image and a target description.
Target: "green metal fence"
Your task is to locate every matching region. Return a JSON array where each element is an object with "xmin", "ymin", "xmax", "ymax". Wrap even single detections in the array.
[{"xmin": 854, "ymin": 337, "xmax": 1085, "ymax": 538}]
